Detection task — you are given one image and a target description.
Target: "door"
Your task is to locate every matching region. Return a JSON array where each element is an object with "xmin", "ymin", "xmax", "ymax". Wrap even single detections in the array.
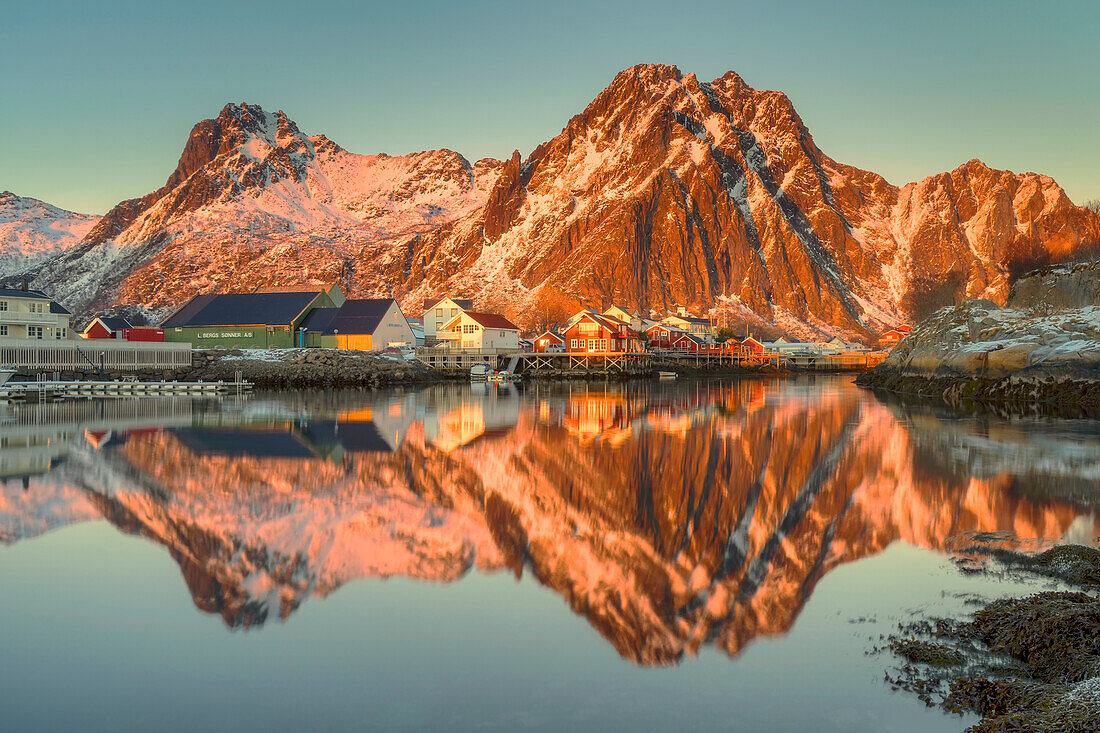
[{"xmin": 337, "ymin": 334, "xmax": 373, "ymax": 351}]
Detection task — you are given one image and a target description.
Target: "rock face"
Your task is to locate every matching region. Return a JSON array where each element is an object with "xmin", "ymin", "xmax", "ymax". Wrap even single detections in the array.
[
  {"xmin": 0, "ymin": 191, "xmax": 99, "ymax": 277},
  {"xmin": 858, "ymin": 261, "xmax": 1100, "ymax": 412},
  {"xmin": 18, "ymin": 66, "xmax": 1100, "ymax": 334}
]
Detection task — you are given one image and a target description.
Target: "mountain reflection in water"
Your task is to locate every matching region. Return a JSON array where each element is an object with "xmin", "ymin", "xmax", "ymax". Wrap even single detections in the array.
[{"xmin": 1, "ymin": 377, "xmax": 1097, "ymax": 665}]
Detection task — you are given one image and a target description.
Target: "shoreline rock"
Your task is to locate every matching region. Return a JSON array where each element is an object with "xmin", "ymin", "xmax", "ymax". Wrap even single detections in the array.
[
  {"xmin": 178, "ymin": 348, "xmax": 444, "ymax": 389},
  {"xmin": 880, "ymin": 545, "xmax": 1100, "ymax": 732},
  {"xmin": 857, "ymin": 262, "xmax": 1100, "ymax": 415}
]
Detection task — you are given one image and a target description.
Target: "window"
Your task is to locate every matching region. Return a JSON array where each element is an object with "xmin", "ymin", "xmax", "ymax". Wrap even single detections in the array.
[
  {"xmin": 579, "ymin": 322, "xmax": 597, "ymax": 333},
  {"xmin": 570, "ymin": 339, "xmax": 578, "ymax": 349},
  {"xmin": 0, "ymin": 325, "xmax": 6, "ymax": 336},
  {"xmin": 56, "ymin": 328, "xmax": 65, "ymax": 339},
  {"xmin": 28, "ymin": 326, "xmax": 43, "ymax": 339},
  {"xmin": 450, "ymin": 308, "xmax": 458, "ymax": 316},
  {"xmin": 0, "ymin": 301, "xmax": 6, "ymax": 311},
  {"xmin": 599, "ymin": 339, "xmax": 607, "ymax": 351},
  {"xmin": 587, "ymin": 339, "xmax": 596, "ymax": 350},
  {"xmin": 435, "ymin": 307, "xmax": 443, "ymax": 317}
]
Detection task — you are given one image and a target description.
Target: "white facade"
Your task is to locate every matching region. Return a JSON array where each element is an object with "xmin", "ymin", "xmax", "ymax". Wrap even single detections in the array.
[
  {"xmin": 660, "ymin": 314, "xmax": 714, "ymax": 338},
  {"xmin": 373, "ymin": 301, "xmax": 417, "ymax": 347},
  {"xmin": 603, "ymin": 305, "xmax": 642, "ymax": 331},
  {"xmin": 438, "ymin": 312, "xmax": 520, "ymax": 350},
  {"xmin": 0, "ymin": 290, "xmax": 72, "ymax": 342},
  {"xmin": 764, "ymin": 341, "xmax": 846, "ymax": 356},
  {"xmin": 422, "ymin": 297, "xmax": 470, "ymax": 341}
]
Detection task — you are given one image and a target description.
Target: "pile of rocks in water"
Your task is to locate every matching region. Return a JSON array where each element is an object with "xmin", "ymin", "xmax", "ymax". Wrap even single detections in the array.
[
  {"xmin": 879, "ymin": 545, "xmax": 1100, "ymax": 732},
  {"xmin": 177, "ymin": 348, "xmax": 440, "ymax": 389}
]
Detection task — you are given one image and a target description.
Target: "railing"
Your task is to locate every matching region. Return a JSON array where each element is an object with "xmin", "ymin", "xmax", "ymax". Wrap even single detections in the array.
[
  {"xmin": 0, "ymin": 338, "xmax": 193, "ymax": 370},
  {"xmin": 0, "ymin": 311, "xmax": 60, "ymax": 325},
  {"xmin": 414, "ymin": 347, "xmax": 510, "ymax": 370}
]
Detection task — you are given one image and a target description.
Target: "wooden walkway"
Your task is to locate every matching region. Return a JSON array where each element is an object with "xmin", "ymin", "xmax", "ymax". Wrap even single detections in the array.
[
  {"xmin": 0, "ymin": 377, "xmax": 251, "ymax": 403},
  {"xmin": 413, "ymin": 348, "xmax": 887, "ymax": 376}
]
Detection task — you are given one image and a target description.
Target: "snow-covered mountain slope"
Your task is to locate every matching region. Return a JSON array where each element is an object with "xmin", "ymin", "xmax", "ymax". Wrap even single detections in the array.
[
  {"xmin": 30, "ymin": 103, "xmax": 500, "ymax": 316},
  {"xmin": 22, "ymin": 68, "xmax": 1100, "ymax": 335},
  {"xmin": 0, "ymin": 191, "xmax": 99, "ymax": 277},
  {"xmin": 382, "ymin": 65, "xmax": 1100, "ymax": 338}
]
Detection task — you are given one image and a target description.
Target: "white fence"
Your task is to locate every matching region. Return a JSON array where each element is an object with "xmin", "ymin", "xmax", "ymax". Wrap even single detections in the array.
[
  {"xmin": 0, "ymin": 338, "xmax": 193, "ymax": 370},
  {"xmin": 415, "ymin": 347, "xmax": 510, "ymax": 370}
]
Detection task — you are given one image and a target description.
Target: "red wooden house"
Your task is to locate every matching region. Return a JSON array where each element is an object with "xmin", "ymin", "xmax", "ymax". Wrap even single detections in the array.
[
  {"xmin": 82, "ymin": 316, "xmax": 165, "ymax": 342},
  {"xmin": 645, "ymin": 323, "xmax": 714, "ymax": 353},
  {"xmin": 533, "ymin": 331, "xmax": 565, "ymax": 352},
  {"xmin": 564, "ymin": 313, "xmax": 641, "ymax": 354},
  {"xmin": 877, "ymin": 326, "xmax": 911, "ymax": 349},
  {"xmin": 739, "ymin": 335, "xmax": 765, "ymax": 356}
]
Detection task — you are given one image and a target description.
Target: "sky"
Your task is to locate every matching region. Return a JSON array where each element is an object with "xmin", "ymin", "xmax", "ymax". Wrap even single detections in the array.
[{"xmin": 2, "ymin": 0, "xmax": 1097, "ymax": 215}]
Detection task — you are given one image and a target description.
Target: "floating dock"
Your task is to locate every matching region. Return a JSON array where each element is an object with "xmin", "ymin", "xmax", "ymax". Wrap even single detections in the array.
[{"xmin": 0, "ymin": 378, "xmax": 251, "ymax": 403}]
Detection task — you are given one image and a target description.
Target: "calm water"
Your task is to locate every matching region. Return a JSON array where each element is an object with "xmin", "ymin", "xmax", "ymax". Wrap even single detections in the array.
[{"xmin": 1, "ymin": 377, "xmax": 1097, "ymax": 732}]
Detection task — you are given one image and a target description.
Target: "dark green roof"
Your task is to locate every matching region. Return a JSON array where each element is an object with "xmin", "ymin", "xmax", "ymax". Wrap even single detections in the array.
[{"xmin": 162, "ymin": 291, "xmax": 321, "ymax": 328}]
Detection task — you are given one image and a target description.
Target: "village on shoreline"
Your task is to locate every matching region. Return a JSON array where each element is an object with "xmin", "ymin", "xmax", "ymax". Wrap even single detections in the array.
[{"xmin": 0, "ymin": 280, "xmax": 907, "ymax": 385}]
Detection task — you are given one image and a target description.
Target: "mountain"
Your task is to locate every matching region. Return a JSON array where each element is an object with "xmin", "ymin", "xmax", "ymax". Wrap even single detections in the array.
[
  {"xmin": 21, "ymin": 66, "xmax": 1100, "ymax": 334},
  {"xmin": 29, "ymin": 103, "xmax": 501, "ymax": 321},
  {"xmin": 386, "ymin": 65, "xmax": 1099, "ymax": 336},
  {"xmin": 0, "ymin": 192, "xmax": 99, "ymax": 277}
]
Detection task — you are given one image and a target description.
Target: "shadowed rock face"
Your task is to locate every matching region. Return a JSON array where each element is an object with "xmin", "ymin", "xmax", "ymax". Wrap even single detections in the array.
[
  {"xmin": 20, "ymin": 66, "xmax": 1099, "ymax": 333},
  {"xmin": 7, "ymin": 381, "xmax": 1094, "ymax": 663}
]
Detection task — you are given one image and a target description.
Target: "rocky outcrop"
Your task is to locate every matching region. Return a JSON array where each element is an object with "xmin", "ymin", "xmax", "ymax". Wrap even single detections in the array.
[
  {"xmin": 180, "ymin": 348, "xmax": 441, "ymax": 389},
  {"xmin": 858, "ymin": 262, "xmax": 1100, "ymax": 413}
]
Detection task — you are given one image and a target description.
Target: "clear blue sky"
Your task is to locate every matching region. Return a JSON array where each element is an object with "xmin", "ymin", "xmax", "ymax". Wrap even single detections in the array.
[{"xmin": 3, "ymin": 0, "xmax": 1097, "ymax": 214}]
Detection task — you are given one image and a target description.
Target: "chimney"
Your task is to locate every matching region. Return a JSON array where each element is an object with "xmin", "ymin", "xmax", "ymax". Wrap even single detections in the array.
[{"xmin": 21, "ymin": 278, "xmax": 28, "ymax": 292}]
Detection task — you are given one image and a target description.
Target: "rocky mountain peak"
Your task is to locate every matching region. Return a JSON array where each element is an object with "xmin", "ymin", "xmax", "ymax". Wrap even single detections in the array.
[{"xmin": 14, "ymin": 67, "xmax": 1099, "ymax": 333}]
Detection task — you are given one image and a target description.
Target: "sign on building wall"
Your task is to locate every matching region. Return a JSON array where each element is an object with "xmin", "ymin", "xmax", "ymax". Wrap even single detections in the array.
[{"xmin": 197, "ymin": 331, "xmax": 255, "ymax": 339}]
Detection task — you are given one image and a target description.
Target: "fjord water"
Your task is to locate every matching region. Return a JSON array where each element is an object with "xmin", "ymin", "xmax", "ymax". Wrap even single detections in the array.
[{"xmin": 1, "ymin": 377, "xmax": 1097, "ymax": 732}]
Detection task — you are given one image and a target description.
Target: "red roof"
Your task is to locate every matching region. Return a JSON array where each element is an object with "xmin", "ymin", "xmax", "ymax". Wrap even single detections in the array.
[
  {"xmin": 535, "ymin": 331, "xmax": 564, "ymax": 342},
  {"xmin": 464, "ymin": 312, "xmax": 521, "ymax": 330},
  {"xmin": 574, "ymin": 312, "xmax": 637, "ymax": 335}
]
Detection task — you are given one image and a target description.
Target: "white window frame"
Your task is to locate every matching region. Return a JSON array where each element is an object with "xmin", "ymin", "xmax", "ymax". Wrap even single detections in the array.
[{"xmin": 570, "ymin": 338, "xmax": 578, "ymax": 349}]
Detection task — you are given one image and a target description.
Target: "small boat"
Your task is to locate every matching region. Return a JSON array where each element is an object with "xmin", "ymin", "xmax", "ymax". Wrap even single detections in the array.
[
  {"xmin": 658, "ymin": 371, "xmax": 677, "ymax": 380},
  {"xmin": 469, "ymin": 363, "xmax": 492, "ymax": 382},
  {"xmin": 0, "ymin": 368, "xmax": 15, "ymax": 387}
]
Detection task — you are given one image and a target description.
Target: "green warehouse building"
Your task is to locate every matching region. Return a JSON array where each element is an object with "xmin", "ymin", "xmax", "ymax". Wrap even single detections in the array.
[{"xmin": 161, "ymin": 284, "xmax": 345, "ymax": 349}]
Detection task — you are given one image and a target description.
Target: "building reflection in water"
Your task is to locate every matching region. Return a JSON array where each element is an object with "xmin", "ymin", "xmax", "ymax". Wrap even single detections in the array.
[{"xmin": 1, "ymin": 378, "xmax": 1097, "ymax": 664}]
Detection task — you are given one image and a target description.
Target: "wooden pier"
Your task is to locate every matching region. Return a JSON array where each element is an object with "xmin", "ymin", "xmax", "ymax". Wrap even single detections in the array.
[{"xmin": 495, "ymin": 349, "xmax": 885, "ymax": 376}]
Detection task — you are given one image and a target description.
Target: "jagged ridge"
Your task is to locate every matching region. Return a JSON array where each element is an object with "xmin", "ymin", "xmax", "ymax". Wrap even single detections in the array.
[{"xmin": 13, "ymin": 66, "xmax": 1100, "ymax": 334}]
